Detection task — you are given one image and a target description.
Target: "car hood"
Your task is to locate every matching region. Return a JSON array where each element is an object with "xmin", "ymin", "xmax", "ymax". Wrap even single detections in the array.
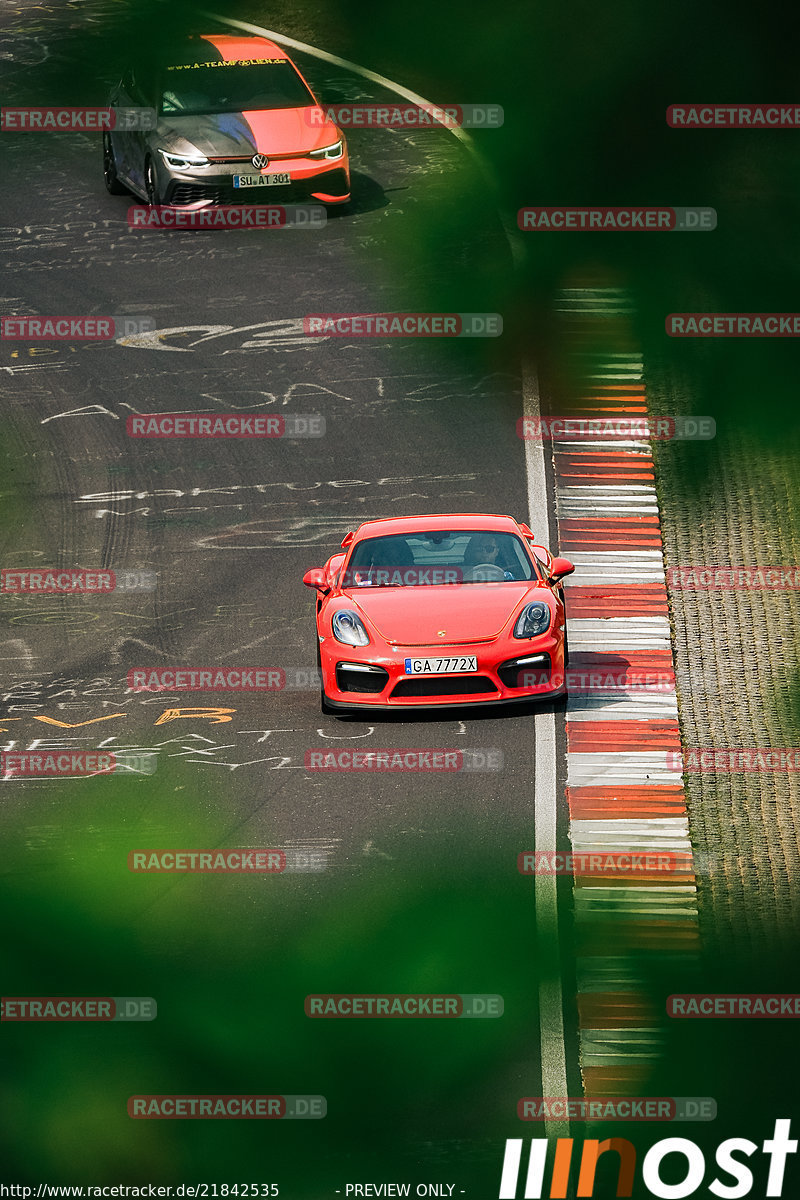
[
  {"xmin": 156, "ymin": 108, "xmax": 339, "ymax": 157},
  {"xmin": 346, "ymin": 584, "xmax": 540, "ymax": 646}
]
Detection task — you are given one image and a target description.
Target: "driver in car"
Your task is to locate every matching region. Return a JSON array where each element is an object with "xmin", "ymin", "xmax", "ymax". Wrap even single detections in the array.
[{"xmin": 463, "ymin": 535, "xmax": 517, "ymax": 580}]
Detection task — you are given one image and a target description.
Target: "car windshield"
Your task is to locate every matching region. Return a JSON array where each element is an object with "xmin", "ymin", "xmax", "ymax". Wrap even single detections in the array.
[
  {"xmin": 159, "ymin": 61, "xmax": 315, "ymax": 115},
  {"xmin": 342, "ymin": 531, "xmax": 537, "ymax": 586}
]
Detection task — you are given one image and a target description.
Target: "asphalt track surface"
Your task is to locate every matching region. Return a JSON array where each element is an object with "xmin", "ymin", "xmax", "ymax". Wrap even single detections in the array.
[
  {"xmin": 0, "ymin": 57, "xmax": 569, "ymax": 863},
  {"xmin": 0, "ymin": 5, "xmax": 580, "ymax": 1190}
]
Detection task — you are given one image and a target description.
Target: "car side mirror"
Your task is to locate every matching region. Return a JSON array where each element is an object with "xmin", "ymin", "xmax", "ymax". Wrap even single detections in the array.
[
  {"xmin": 303, "ymin": 568, "xmax": 328, "ymax": 592},
  {"xmin": 549, "ymin": 557, "xmax": 575, "ymax": 581}
]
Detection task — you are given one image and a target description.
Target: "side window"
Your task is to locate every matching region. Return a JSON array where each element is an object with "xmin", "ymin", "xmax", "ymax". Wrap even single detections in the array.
[
  {"xmin": 136, "ymin": 64, "xmax": 157, "ymax": 105},
  {"xmin": 123, "ymin": 64, "xmax": 155, "ymax": 105}
]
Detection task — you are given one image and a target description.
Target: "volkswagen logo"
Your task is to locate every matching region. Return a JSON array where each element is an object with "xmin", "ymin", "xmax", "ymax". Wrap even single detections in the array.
[{"xmin": 251, "ymin": 153, "xmax": 269, "ymax": 169}]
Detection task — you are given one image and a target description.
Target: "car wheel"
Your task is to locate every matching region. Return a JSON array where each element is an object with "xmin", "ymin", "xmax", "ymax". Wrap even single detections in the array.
[
  {"xmin": 103, "ymin": 133, "xmax": 127, "ymax": 194},
  {"xmin": 316, "ymin": 640, "xmax": 334, "ymax": 714},
  {"xmin": 145, "ymin": 157, "xmax": 162, "ymax": 205}
]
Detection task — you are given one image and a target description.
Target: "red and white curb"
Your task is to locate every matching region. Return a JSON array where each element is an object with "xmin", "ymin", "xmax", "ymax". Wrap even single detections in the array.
[{"xmin": 553, "ymin": 286, "xmax": 699, "ymax": 1096}]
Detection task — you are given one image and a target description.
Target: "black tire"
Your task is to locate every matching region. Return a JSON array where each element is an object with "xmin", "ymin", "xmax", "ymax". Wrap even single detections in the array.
[
  {"xmin": 316, "ymin": 639, "xmax": 334, "ymax": 715},
  {"xmin": 103, "ymin": 133, "xmax": 127, "ymax": 195},
  {"xmin": 145, "ymin": 157, "xmax": 161, "ymax": 205}
]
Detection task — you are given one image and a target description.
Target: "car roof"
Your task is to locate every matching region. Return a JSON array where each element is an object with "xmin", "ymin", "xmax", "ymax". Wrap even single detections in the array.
[
  {"xmin": 350, "ymin": 514, "xmax": 525, "ymax": 541},
  {"xmin": 197, "ymin": 34, "xmax": 290, "ymax": 61},
  {"xmin": 155, "ymin": 34, "xmax": 290, "ymax": 68}
]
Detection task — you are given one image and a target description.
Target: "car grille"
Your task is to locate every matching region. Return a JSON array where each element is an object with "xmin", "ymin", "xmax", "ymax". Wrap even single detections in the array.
[
  {"xmin": 166, "ymin": 181, "xmax": 313, "ymax": 205},
  {"xmin": 390, "ymin": 676, "xmax": 499, "ymax": 699},
  {"xmin": 206, "ymin": 156, "xmax": 300, "ymax": 165},
  {"xmin": 167, "ymin": 183, "xmax": 228, "ymax": 205},
  {"xmin": 165, "ymin": 169, "xmax": 349, "ymax": 207},
  {"xmin": 497, "ymin": 653, "xmax": 551, "ymax": 689},
  {"xmin": 335, "ymin": 664, "xmax": 389, "ymax": 694}
]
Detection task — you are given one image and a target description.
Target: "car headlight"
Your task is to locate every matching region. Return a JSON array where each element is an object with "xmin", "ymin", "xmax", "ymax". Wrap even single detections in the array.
[
  {"xmin": 513, "ymin": 602, "xmax": 551, "ymax": 639},
  {"xmin": 331, "ymin": 609, "xmax": 370, "ymax": 646},
  {"xmin": 309, "ymin": 140, "xmax": 344, "ymax": 161},
  {"xmin": 158, "ymin": 149, "xmax": 210, "ymax": 169}
]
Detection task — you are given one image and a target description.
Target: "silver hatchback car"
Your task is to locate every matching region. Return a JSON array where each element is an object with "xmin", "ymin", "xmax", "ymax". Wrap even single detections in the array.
[{"xmin": 103, "ymin": 33, "xmax": 351, "ymax": 206}]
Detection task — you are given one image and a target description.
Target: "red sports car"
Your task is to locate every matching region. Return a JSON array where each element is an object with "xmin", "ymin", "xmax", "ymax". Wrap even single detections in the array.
[{"xmin": 302, "ymin": 514, "xmax": 575, "ymax": 712}]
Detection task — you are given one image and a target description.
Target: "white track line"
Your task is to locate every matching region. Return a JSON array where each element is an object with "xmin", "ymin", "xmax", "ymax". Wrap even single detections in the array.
[
  {"xmin": 552, "ymin": 439, "xmax": 653, "ymax": 450},
  {"xmin": 558, "ymin": 504, "xmax": 660, "ymax": 515},
  {"xmin": 525, "ymin": 361, "xmax": 570, "ymax": 1138},
  {"xmin": 568, "ymin": 757, "xmax": 685, "ymax": 787},
  {"xmin": 557, "ymin": 486, "xmax": 658, "ymax": 497},
  {"xmin": 565, "ymin": 552, "xmax": 666, "ymax": 585},
  {"xmin": 568, "ymin": 617, "xmax": 672, "ymax": 649},
  {"xmin": 566, "ymin": 695, "xmax": 679, "ymax": 719}
]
